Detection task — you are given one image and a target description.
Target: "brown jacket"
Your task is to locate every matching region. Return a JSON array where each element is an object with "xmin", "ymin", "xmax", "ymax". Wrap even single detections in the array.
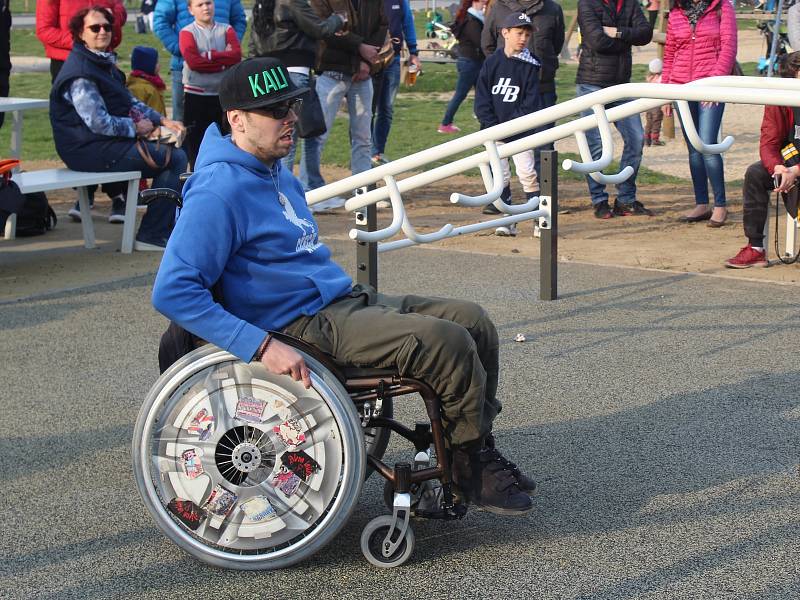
[{"xmin": 311, "ymin": 0, "xmax": 387, "ymax": 75}]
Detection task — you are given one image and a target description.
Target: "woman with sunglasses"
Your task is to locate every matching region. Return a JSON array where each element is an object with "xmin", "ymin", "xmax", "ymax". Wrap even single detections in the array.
[{"xmin": 50, "ymin": 6, "xmax": 188, "ymax": 251}]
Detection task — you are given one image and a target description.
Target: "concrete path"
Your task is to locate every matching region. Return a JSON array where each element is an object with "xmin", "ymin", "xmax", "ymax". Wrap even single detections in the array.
[{"xmin": 1, "ymin": 240, "xmax": 798, "ymax": 599}]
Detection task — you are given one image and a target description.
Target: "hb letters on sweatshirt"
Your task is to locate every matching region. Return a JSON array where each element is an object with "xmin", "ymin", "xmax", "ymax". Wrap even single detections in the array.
[{"xmin": 474, "ymin": 48, "xmax": 541, "ymax": 142}]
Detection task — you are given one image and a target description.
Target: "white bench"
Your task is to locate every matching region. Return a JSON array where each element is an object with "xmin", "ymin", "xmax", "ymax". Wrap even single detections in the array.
[{"xmin": 5, "ymin": 168, "xmax": 142, "ymax": 253}]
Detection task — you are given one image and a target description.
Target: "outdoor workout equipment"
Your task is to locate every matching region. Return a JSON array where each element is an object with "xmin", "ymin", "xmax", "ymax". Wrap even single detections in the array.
[{"xmin": 305, "ymin": 76, "xmax": 800, "ymax": 297}]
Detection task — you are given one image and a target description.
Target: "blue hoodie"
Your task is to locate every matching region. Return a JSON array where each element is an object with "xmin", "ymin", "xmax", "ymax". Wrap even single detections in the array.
[{"xmin": 151, "ymin": 125, "xmax": 353, "ymax": 362}]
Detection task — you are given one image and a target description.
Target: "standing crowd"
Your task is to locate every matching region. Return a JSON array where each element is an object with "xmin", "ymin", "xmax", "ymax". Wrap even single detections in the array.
[{"xmin": 33, "ymin": 0, "xmax": 799, "ymax": 270}]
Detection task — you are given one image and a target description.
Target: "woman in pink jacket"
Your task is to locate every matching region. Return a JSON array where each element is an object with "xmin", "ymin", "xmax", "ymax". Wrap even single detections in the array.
[{"xmin": 662, "ymin": 0, "xmax": 737, "ymax": 227}]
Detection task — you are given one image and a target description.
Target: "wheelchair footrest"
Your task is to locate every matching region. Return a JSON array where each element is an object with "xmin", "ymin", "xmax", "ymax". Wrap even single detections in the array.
[{"xmin": 414, "ymin": 503, "xmax": 467, "ymax": 520}]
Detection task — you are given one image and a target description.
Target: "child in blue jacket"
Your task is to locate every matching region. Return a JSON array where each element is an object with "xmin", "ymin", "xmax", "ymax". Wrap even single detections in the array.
[{"xmin": 474, "ymin": 12, "xmax": 540, "ymax": 236}]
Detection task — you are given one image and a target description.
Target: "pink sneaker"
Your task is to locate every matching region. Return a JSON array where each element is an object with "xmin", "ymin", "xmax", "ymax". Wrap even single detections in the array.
[
  {"xmin": 437, "ymin": 124, "xmax": 461, "ymax": 134},
  {"xmin": 725, "ymin": 245, "xmax": 768, "ymax": 268}
]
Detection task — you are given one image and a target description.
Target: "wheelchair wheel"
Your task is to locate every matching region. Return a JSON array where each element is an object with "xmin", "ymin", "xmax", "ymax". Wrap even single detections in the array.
[
  {"xmin": 132, "ymin": 345, "xmax": 366, "ymax": 570},
  {"xmin": 360, "ymin": 515, "xmax": 415, "ymax": 568}
]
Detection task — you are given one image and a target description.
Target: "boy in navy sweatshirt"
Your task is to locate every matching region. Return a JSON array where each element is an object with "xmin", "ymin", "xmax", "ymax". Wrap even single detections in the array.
[{"xmin": 474, "ymin": 12, "xmax": 540, "ymax": 236}]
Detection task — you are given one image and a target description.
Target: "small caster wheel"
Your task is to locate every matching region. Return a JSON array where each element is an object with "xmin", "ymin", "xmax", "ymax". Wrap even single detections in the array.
[{"xmin": 360, "ymin": 515, "xmax": 415, "ymax": 568}]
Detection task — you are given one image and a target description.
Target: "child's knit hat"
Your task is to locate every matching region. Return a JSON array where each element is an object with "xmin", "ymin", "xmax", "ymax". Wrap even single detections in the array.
[{"xmin": 131, "ymin": 46, "xmax": 159, "ymax": 75}]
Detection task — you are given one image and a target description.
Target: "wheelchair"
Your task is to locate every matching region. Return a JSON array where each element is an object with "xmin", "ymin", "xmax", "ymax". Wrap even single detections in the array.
[{"xmin": 133, "ymin": 188, "xmax": 467, "ymax": 570}]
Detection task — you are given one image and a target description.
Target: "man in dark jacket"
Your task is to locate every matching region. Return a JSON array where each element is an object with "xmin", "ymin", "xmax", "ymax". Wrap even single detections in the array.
[
  {"xmin": 576, "ymin": 0, "xmax": 652, "ymax": 219},
  {"xmin": 482, "ymin": 0, "xmax": 564, "ymax": 178},
  {"xmin": 250, "ymin": 0, "xmax": 345, "ymax": 192},
  {"xmin": 311, "ymin": 0, "xmax": 387, "ymax": 207}
]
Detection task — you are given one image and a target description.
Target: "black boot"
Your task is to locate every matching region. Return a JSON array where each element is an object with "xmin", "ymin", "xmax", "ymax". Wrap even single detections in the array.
[
  {"xmin": 485, "ymin": 433, "xmax": 537, "ymax": 494},
  {"xmin": 451, "ymin": 442, "xmax": 533, "ymax": 516}
]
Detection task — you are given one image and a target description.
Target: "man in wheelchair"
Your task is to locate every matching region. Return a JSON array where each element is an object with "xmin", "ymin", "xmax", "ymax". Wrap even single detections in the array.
[{"xmin": 152, "ymin": 57, "xmax": 535, "ymax": 516}]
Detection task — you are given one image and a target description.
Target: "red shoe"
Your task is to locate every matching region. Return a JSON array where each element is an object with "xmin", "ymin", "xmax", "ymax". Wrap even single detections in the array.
[{"xmin": 725, "ymin": 245, "xmax": 768, "ymax": 268}]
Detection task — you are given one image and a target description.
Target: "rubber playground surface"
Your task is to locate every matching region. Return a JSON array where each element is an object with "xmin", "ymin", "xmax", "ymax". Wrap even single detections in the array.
[{"xmin": 1, "ymin": 227, "xmax": 798, "ymax": 598}]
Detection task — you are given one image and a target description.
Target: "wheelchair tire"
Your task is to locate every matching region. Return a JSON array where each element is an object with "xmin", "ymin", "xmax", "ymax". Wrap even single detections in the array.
[
  {"xmin": 360, "ymin": 515, "xmax": 415, "ymax": 568},
  {"xmin": 132, "ymin": 345, "xmax": 366, "ymax": 570}
]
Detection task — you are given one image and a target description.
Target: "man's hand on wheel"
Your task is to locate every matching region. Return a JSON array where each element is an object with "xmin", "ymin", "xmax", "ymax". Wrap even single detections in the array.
[{"xmin": 259, "ymin": 339, "xmax": 312, "ymax": 388}]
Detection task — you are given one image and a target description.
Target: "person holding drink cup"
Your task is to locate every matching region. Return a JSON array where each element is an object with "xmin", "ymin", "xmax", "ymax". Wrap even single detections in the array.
[{"xmin": 310, "ymin": 0, "xmax": 388, "ymax": 206}]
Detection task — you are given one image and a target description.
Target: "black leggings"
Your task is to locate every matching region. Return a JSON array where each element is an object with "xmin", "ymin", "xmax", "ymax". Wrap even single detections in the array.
[{"xmin": 183, "ymin": 93, "xmax": 225, "ymax": 170}]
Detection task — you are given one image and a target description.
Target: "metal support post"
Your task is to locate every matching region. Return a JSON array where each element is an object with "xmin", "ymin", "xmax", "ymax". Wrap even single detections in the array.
[
  {"xmin": 539, "ymin": 150, "xmax": 558, "ymax": 301},
  {"xmin": 355, "ymin": 186, "xmax": 378, "ymax": 289}
]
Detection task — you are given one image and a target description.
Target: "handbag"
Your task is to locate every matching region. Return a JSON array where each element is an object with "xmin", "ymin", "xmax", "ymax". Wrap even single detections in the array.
[
  {"xmin": 296, "ymin": 76, "xmax": 327, "ymax": 139},
  {"xmin": 369, "ymin": 32, "xmax": 396, "ymax": 76},
  {"xmin": 136, "ymin": 136, "xmax": 173, "ymax": 170}
]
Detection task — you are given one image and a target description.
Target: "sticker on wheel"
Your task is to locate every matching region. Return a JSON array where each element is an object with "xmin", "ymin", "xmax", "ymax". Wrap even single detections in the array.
[
  {"xmin": 167, "ymin": 498, "xmax": 205, "ymax": 530},
  {"xmin": 270, "ymin": 466, "xmax": 302, "ymax": 496},
  {"xmin": 281, "ymin": 450, "xmax": 320, "ymax": 481},
  {"xmin": 235, "ymin": 395, "xmax": 267, "ymax": 422},
  {"xmin": 240, "ymin": 496, "xmax": 278, "ymax": 523},
  {"xmin": 203, "ymin": 484, "xmax": 238, "ymax": 518},
  {"xmin": 273, "ymin": 418, "xmax": 306, "ymax": 448},
  {"xmin": 187, "ymin": 408, "xmax": 214, "ymax": 440},
  {"xmin": 181, "ymin": 448, "xmax": 204, "ymax": 479}
]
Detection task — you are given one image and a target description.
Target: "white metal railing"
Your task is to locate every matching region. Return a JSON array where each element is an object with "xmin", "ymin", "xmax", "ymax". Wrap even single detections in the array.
[{"xmin": 305, "ymin": 76, "xmax": 800, "ymax": 254}]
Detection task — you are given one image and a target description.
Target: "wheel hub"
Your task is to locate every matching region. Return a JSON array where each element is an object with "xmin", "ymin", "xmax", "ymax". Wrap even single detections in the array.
[
  {"xmin": 215, "ymin": 425, "xmax": 276, "ymax": 486},
  {"xmin": 232, "ymin": 443, "xmax": 262, "ymax": 472}
]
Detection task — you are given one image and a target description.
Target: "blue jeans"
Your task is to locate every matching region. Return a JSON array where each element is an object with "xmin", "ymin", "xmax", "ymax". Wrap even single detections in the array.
[
  {"xmin": 442, "ymin": 57, "xmax": 482, "ymax": 126},
  {"xmin": 534, "ymin": 90, "xmax": 557, "ymax": 180},
  {"xmin": 171, "ymin": 67, "xmax": 184, "ymax": 122},
  {"xmin": 109, "ymin": 141, "xmax": 188, "ymax": 244},
  {"xmin": 677, "ymin": 101, "xmax": 727, "ymax": 207},
  {"xmin": 576, "ymin": 83, "xmax": 644, "ymax": 205},
  {"xmin": 283, "ymin": 71, "xmax": 325, "ymax": 191},
  {"xmin": 371, "ymin": 57, "xmax": 401, "ymax": 157},
  {"xmin": 316, "ymin": 71, "xmax": 373, "ymax": 176}
]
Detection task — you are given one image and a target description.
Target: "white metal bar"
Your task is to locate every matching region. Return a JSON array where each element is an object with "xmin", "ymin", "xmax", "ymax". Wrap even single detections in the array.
[
  {"xmin": 322, "ymin": 77, "xmax": 800, "ymax": 209},
  {"xmin": 348, "ymin": 175, "xmax": 405, "ymax": 242},
  {"xmin": 571, "ymin": 128, "xmax": 635, "ymax": 185},
  {"xmin": 339, "ymin": 82, "xmax": 800, "ymax": 211},
  {"xmin": 562, "ymin": 104, "xmax": 615, "ymax": 173},
  {"xmin": 378, "ymin": 209, "xmax": 547, "ymax": 252},
  {"xmin": 450, "ymin": 141, "xmax": 504, "ymax": 206},
  {"xmin": 674, "ymin": 100, "xmax": 734, "ymax": 154}
]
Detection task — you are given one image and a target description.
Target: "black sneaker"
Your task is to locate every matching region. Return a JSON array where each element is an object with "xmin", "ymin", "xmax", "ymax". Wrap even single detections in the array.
[
  {"xmin": 594, "ymin": 200, "xmax": 613, "ymax": 219},
  {"xmin": 482, "ymin": 203, "xmax": 502, "ymax": 215},
  {"xmin": 451, "ymin": 446, "xmax": 534, "ymax": 516},
  {"xmin": 628, "ymin": 200, "xmax": 654, "ymax": 216},
  {"xmin": 109, "ymin": 195, "xmax": 126, "ymax": 224},
  {"xmin": 484, "ymin": 433, "xmax": 537, "ymax": 494}
]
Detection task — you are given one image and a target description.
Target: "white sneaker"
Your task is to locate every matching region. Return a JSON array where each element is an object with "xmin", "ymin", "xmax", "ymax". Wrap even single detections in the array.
[
  {"xmin": 68, "ymin": 206, "xmax": 82, "ymax": 222},
  {"xmin": 134, "ymin": 239, "xmax": 166, "ymax": 252},
  {"xmin": 376, "ymin": 200, "xmax": 390, "ymax": 209},
  {"xmin": 495, "ymin": 224, "xmax": 517, "ymax": 237},
  {"xmin": 309, "ymin": 197, "xmax": 346, "ymax": 213}
]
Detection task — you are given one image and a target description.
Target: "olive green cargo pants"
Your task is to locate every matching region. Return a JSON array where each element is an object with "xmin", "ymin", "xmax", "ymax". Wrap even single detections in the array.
[{"xmin": 283, "ymin": 285, "xmax": 500, "ymax": 446}]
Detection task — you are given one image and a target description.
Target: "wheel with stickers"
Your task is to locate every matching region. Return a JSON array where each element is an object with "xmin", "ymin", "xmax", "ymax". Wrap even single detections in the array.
[
  {"xmin": 359, "ymin": 515, "xmax": 415, "ymax": 568},
  {"xmin": 132, "ymin": 344, "xmax": 366, "ymax": 570}
]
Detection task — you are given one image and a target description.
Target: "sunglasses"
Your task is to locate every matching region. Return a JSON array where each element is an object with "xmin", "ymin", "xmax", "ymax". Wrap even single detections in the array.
[
  {"xmin": 255, "ymin": 98, "xmax": 303, "ymax": 120},
  {"xmin": 86, "ymin": 23, "xmax": 112, "ymax": 33}
]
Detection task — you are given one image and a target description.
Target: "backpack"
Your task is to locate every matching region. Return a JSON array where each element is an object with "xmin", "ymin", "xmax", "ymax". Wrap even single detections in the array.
[
  {"xmin": 0, "ymin": 159, "xmax": 57, "ymax": 237},
  {"xmin": 15, "ymin": 192, "xmax": 57, "ymax": 236}
]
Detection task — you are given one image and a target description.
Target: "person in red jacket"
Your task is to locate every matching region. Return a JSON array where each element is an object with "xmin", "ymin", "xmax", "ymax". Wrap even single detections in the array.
[
  {"xmin": 725, "ymin": 52, "xmax": 800, "ymax": 268},
  {"xmin": 662, "ymin": 0, "xmax": 737, "ymax": 227},
  {"xmin": 37, "ymin": 0, "xmax": 127, "ymax": 82}
]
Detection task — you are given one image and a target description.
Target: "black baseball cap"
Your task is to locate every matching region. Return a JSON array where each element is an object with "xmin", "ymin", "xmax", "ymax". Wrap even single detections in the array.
[
  {"xmin": 500, "ymin": 12, "xmax": 533, "ymax": 29},
  {"xmin": 219, "ymin": 57, "xmax": 308, "ymax": 111}
]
